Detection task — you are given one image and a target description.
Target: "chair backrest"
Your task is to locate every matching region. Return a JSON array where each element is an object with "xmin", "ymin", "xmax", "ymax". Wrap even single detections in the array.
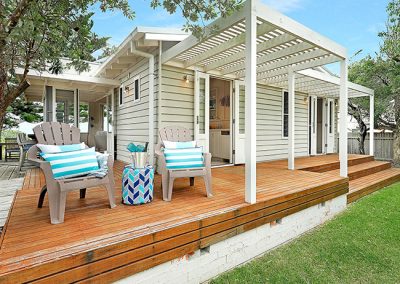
[
  {"xmin": 17, "ymin": 133, "xmax": 27, "ymax": 145},
  {"xmin": 5, "ymin": 137, "xmax": 17, "ymax": 150},
  {"xmin": 159, "ymin": 126, "xmax": 192, "ymax": 145},
  {"xmin": 33, "ymin": 122, "xmax": 80, "ymax": 145}
]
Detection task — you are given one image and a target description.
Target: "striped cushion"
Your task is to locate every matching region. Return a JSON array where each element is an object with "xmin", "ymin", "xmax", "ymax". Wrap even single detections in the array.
[
  {"xmin": 163, "ymin": 141, "xmax": 196, "ymax": 149},
  {"xmin": 37, "ymin": 142, "xmax": 85, "ymax": 154},
  {"xmin": 164, "ymin": 147, "xmax": 204, "ymax": 169},
  {"xmin": 41, "ymin": 147, "xmax": 100, "ymax": 179}
]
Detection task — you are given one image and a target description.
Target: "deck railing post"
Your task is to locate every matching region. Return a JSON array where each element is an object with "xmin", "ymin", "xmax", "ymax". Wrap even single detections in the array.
[
  {"xmin": 288, "ymin": 70, "xmax": 295, "ymax": 170},
  {"xmin": 339, "ymin": 59, "xmax": 348, "ymax": 177},
  {"xmin": 369, "ymin": 94, "xmax": 374, "ymax": 156},
  {"xmin": 245, "ymin": 0, "xmax": 257, "ymax": 204}
]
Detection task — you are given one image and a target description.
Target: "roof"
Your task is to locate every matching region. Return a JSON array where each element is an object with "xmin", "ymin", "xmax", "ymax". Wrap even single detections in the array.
[
  {"xmin": 94, "ymin": 26, "xmax": 190, "ymax": 78},
  {"xmin": 161, "ymin": 0, "xmax": 373, "ymax": 98}
]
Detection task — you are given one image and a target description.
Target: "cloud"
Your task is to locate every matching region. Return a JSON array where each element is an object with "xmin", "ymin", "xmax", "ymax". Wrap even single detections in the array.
[{"xmin": 262, "ymin": 0, "xmax": 304, "ymax": 13}]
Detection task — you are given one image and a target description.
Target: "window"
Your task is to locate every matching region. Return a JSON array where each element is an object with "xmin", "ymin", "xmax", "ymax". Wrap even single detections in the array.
[
  {"xmin": 134, "ymin": 77, "xmax": 140, "ymax": 101},
  {"xmin": 119, "ymin": 85, "xmax": 124, "ymax": 105},
  {"xmin": 282, "ymin": 91, "xmax": 289, "ymax": 138}
]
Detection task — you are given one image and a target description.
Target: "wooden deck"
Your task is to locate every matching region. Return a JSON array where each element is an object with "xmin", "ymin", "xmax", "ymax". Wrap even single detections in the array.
[
  {"xmin": 0, "ymin": 155, "xmax": 357, "ymax": 283},
  {"xmin": 0, "ymin": 162, "xmax": 24, "ymax": 180}
]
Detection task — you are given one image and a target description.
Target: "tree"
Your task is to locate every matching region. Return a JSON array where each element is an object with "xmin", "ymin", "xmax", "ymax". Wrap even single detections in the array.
[
  {"xmin": 348, "ymin": 56, "xmax": 394, "ymax": 154},
  {"xmin": 348, "ymin": 0, "xmax": 400, "ymax": 164},
  {"xmin": 0, "ymin": 0, "xmax": 242, "ymax": 137},
  {"xmin": 379, "ymin": 0, "xmax": 400, "ymax": 165},
  {"xmin": 3, "ymin": 95, "xmax": 43, "ymax": 129}
]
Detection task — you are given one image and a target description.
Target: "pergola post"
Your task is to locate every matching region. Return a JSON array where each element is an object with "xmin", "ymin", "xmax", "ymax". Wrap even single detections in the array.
[
  {"xmin": 288, "ymin": 70, "xmax": 295, "ymax": 170},
  {"xmin": 244, "ymin": 0, "xmax": 257, "ymax": 204},
  {"xmin": 339, "ymin": 59, "xmax": 348, "ymax": 177},
  {"xmin": 369, "ymin": 94, "xmax": 374, "ymax": 156}
]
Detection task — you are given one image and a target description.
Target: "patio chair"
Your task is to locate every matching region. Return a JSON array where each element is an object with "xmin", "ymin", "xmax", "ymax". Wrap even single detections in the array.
[
  {"xmin": 4, "ymin": 137, "xmax": 19, "ymax": 161},
  {"xmin": 17, "ymin": 133, "xmax": 35, "ymax": 171},
  {"xmin": 27, "ymin": 122, "xmax": 116, "ymax": 224},
  {"xmin": 155, "ymin": 126, "xmax": 213, "ymax": 201}
]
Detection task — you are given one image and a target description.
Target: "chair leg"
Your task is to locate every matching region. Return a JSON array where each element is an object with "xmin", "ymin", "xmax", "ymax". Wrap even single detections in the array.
[
  {"xmin": 47, "ymin": 187, "xmax": 63, "ymax": 224},
  {"xmin": 205, "ymin": 169, "xmax": 213, "ymax": 197},
  {"xmin": 162, "ymin": 172, "xmax": 169, "ymax": 201},
  {"xmin": 57, "ymin": 191, "xmax": 67, "ymax": 224},
  {"xmin": 167, "ymin": 176, "xmax": 175, "ymax": 201},
  {"xmin": 190, "ymin": 177, "xmax": 195, "ymax": 186},
  {"xmin": 105, "ymin": 182, "xmax": 116, "ymax": 208},
  {"xmin": 18, "ymin": 151, "xmax": 24, "ymax": 172},
  {"xmin": 38, "ymin": 185, "xmax": 47, "ymax": 208},
  {"xmin": 80, "ymin": 188, "xmax": 86, "ymax": 199}
]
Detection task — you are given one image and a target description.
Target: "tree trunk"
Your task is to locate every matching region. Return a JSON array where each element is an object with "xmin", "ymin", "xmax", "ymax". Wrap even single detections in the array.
[
  {"xmin": 393, "ymin": 96, "xmax": 400, "ymax": 167},
  {"xmin": 358, "ymin": 123, "xmax": 368, "ymax": 155}
]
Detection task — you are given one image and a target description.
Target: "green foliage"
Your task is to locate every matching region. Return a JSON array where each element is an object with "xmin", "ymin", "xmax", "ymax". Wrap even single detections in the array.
[
  {"xmin": 3, "ymin": 96, "xmax": 42, "ymax": 129},
  {"xmin": 212, "ymin": 182, "xmax": 400, "ymax": 283},
  {"xmin": 150, "ymin": 0, "xmax": 244, "ymax": 38}
]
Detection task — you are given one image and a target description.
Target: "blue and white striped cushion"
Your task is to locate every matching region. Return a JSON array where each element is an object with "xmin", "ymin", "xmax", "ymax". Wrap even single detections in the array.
[
  {"xmin": 164, "ymin": 147, "xmax": 204, "ymax": 169},
  {"xmin": 41, "ymin": 147, "xmax": 100, "ymax": 179}
]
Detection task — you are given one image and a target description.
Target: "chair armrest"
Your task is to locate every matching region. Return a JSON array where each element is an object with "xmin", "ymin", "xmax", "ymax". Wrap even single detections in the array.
[
  {"xmin": 155, "ymin": 143, "xmax": 163, "ymax": 156},
  {"xmin": 27, "ymin": 145, "xmax": 43, "ymax": 164}
]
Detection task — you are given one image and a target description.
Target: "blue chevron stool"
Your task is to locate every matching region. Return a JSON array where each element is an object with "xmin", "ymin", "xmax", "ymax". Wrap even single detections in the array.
[{"xmin": 122, "ymin": 165, "xmax": 154, "ymax": 205}]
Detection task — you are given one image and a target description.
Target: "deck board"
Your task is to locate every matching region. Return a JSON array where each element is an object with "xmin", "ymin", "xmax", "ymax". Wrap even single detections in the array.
[{"xmin": 0, "ymin": 155, "xmax": 356, "ymax": 283}]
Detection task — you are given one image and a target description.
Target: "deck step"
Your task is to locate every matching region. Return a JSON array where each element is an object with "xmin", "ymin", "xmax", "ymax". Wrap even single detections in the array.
[
  {"xmin": 302, "ymin": 155, "xmax": 375, "ymax": 173},
  {"xmin": 326, "ymin": 161, "xmax": 392, "ymax": 181},
  {"xmin": 348, "ymin": 168, "xmax": 400, "ymax": 203}
]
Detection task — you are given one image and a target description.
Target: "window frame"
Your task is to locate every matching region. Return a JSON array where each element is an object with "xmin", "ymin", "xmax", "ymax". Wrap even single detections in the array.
[
  {"xmin": 119, "ymin": 85, "xmax": 124, "ymax": 106},
  {"xmin": 282, "ymin": 90, "xmax": 289, "ymax": 138},
  {"xmin": 133, "ymin": 76, "xmax": 141, "ymax": 102}
]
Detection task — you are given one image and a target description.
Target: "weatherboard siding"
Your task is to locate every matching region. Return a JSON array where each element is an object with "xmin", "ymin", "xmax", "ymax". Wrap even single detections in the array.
[
  {"xmin": 115, "ymin": 56, "xmax": 159, "ymax": 164},
  {"xmin": 256, "ymin": 85, "xmax": 309, "ymax": 161}
]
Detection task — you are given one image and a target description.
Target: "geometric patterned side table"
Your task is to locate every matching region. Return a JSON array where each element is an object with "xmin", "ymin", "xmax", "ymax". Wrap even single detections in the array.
[{"xmin": 122, "ymin": 165, "xmax": 154, "ymax": 205}]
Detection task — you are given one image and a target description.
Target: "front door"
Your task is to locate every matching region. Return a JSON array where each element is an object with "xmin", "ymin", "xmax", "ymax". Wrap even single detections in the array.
[
  {"xmin": 309, "ymin": 95, "xmax": 317, "ymax": 155},
  {"xmin": 194, "ymin": 71, "xmax": 210, "ymax": 152},
  {"xmin": 326, "ymin": 98, "xmax": 335, "ymax": 153},
  {"xmin": 233, "ymin": 80, "xmax": 245, "ymax": 164}
]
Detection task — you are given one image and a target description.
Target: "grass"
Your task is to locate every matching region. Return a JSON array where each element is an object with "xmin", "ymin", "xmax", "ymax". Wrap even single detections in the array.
[{"xmin": 211, "ymin": 183, "xmax": 400, "ymax": 284}]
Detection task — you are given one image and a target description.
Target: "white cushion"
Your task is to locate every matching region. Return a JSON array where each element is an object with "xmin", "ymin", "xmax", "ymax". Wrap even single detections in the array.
[
  {"xmin": 163, "ymin": 141, "xmax": 196, "ymax": 149},
  {"xmin": 37, "ymin": 142, "xmax": 86, "ymax": 154}
]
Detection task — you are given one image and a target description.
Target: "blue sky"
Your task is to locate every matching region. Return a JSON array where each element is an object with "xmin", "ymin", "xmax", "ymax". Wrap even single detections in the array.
[{"xmin": 91, "ymin": 0, "xmax": 389, "ymax": 73}]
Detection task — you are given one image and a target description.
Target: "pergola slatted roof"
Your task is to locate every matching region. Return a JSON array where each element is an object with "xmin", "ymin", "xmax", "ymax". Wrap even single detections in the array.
[{"xmin": 162, "ymin": 1, "xmax": 372, "ymax": 98}]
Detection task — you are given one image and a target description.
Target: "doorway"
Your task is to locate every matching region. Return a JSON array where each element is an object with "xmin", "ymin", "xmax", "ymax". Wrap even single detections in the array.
[
  {"xmin": 309, "ymin": 96, "xmax": 335, "ymax": 155},
  {"xmin": 209, "ymin": 77, "xmax": 232, "ymax": 166}
]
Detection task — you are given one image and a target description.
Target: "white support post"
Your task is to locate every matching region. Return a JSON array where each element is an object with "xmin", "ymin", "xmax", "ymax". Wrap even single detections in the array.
[
  {"xmin": 339, "ymin": 59, "xmax": 348, "ymax": 177},
  {"xmin": 369, "ymin": 94, "xmax": 374, "ymax": 156},
  {"xmin": 288, "ymin": 71, "xmax": 295, "ymax": 170},
  {"xmin": 244, "ymin": 0, "xmax": 257, "ymax": 204},
  {"xmin": 148, "ymin": 56, "xmax": 155, "ymax": 166}
]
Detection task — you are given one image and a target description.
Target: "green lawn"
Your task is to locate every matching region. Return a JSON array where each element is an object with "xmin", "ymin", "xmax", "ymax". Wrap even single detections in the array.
[{"xmin": 211, "ymin": 183, "xmax": 400, "ymax": 284}]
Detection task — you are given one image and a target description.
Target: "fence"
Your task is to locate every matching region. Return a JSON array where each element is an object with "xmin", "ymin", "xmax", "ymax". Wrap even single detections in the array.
[{"xmin": 346, "ymin": 132, "xmax": 394, "ymax": 161}]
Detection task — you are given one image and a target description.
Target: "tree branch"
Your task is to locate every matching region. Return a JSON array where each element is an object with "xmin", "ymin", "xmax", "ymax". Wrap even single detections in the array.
[{"xmin": 3, "ymin": 0, "xmax": 33, "ymax": 36}]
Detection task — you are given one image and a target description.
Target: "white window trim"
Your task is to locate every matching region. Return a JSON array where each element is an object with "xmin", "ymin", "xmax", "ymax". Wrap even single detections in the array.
[
  {"xmin": 119, "ymin": 84, "xmax": 124, "ymax": 106},
  {"xmin": 282, "ymin": 89, "xmax": 289, "ymax": 139},
  {"xmin": 133, "ymin": 76, "xmax": 141, "ymax": 103}
]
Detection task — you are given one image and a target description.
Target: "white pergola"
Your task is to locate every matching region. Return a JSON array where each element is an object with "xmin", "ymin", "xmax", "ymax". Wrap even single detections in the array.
[{"xmin": 162, "ymin": 0, "xmax": 374, "ymax": 204}]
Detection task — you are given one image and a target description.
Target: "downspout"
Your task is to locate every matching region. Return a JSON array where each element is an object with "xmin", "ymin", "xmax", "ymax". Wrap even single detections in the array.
[
  {"xmin": 158, "ymin": 41, "xmax": 163, "ymax": 143},
  {"xmin": 130, "ymin": 43, "xmax": 155, "ymax": 166}
]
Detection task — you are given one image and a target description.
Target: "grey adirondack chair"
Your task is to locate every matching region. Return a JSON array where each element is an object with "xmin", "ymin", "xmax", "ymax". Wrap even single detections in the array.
[
  {"xmin": 155, "ymin": 126, "xmax": 213, "ymax": 201},
  {"xmin": 27, "ymin": 122, "xmax": 116, "ymax": 224}
]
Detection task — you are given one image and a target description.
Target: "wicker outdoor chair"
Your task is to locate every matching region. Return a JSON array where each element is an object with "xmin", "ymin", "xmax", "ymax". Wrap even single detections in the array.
[
  {"xmin": 155, "ymin": 126, "xmax": 213, "ymax": 201},
  {"xmin": 27, "ymin": 122, "xmax": 116, "ymax": 224}
]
